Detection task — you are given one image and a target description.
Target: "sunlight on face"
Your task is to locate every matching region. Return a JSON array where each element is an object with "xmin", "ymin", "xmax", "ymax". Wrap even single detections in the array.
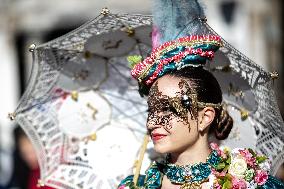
[{"xmin": 146, "ymin": 75, "xmax": 202, "ymax": 154}]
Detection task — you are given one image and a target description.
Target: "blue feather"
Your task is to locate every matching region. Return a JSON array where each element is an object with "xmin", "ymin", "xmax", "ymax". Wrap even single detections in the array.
[{"xmin": 152, "ymin": 0, "xmax": 208, "ymax": 46}]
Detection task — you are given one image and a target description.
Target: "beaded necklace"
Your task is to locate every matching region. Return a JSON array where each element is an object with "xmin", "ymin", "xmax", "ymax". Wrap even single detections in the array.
[{"xmin": 144, "ymin": 150, "xmax": 221, "ymax": 189}]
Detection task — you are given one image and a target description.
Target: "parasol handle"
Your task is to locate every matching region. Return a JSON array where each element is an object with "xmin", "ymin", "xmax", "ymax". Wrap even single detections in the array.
[{"xmin": 133, "ymin": 134, "xmax": 149, "ymax": 186}]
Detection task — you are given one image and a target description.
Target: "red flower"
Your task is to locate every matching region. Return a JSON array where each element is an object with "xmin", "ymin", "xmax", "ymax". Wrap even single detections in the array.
[{"xmin": 254, "ymin": 170, "xmax": 268, "ymax": 185}]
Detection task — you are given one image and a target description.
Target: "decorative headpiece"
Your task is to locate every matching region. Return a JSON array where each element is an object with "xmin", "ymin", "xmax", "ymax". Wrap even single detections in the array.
[
  {"xmin": 131, "ymin": 35, "xmax": 222, "ymax": 86},
  {"xmin": 129, "ymin": 0, "xmax": 223, "ymax": 117},
  {"xmin": 129, "ymin": 0, "xmax": 223, "ymax": 96}
]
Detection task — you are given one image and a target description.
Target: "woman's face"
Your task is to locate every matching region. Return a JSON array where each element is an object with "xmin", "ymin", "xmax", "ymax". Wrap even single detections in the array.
[{"xmin": 146, "ymin": 75, "xmax": 202, "ymax": 154}]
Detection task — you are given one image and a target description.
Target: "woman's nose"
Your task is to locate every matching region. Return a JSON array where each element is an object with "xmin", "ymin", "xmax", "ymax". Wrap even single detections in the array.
[
  {"xmin": 147, "ymin": 122, "xmax": 161, "ymax": 131},
  {"xmin": 147, "ymin": 113, "xmax": 164, "ymax": 130}
]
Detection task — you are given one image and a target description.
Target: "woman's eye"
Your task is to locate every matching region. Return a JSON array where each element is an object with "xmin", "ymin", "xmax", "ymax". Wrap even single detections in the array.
[{"xmin": 162, "ymin": 107, "xmax": 169, "ymax": 112}]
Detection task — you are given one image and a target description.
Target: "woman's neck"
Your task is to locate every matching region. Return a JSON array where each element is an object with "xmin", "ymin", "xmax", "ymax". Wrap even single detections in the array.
[{"xmin": 169, "ymin": 139, "xmax": 211, "ymax": 165}]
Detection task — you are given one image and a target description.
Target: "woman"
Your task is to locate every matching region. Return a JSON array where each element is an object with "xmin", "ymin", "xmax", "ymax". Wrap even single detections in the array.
[
  {"xmin": 118, "ymin": 0, "xmax": 284, "ymax": 188},
  {"xmin": 118, "ymin": 33, "xmax": 284, "ymax": 188}
]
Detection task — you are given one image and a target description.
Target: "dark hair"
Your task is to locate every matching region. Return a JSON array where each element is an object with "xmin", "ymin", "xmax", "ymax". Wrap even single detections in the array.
[{"xmin": 142, "ymin": 67, "xmax": 233, "ymax": 140}]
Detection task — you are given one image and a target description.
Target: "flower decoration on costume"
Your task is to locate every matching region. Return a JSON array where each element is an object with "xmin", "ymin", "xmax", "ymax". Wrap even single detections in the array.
[
  {"xmin": 117, "ymin": 144, "xmax": 273, "ymax": 189},
  {"xmin": 118, "ymin": 143, "xmax": 284, "ymax": 189},
  {"xmin": 212, "ymin": 143, "xmax": 270, "ymax": 189},
  {"xmin": 130, "ymin": 35, "xmax": 222, "ymax": 87}
]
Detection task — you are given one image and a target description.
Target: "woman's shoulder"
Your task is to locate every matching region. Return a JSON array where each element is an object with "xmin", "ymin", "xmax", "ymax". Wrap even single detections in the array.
[{"xmin": 117, "ymin": 175, "xmax": 146, "ymax": 189}]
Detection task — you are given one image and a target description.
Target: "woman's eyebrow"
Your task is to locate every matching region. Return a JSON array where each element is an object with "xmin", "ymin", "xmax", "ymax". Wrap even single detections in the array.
[{"xmin": 148, "ymin": 98, "xmax": 170, "ymax": 107}]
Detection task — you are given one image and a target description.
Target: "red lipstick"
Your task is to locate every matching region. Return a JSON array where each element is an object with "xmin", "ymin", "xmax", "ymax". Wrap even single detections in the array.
[{"xmin": 151, "ymin": 133, "xmax": 167, "ymax": 142}]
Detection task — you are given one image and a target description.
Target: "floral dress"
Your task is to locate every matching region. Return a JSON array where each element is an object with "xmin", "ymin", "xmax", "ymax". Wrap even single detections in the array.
[{"xmin": 118, "ymin": 144, "xmax": 284, "ymax": 189}]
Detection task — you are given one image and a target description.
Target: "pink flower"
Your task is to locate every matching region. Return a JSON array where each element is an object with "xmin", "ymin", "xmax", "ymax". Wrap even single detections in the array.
[
  {"xmin": 239, "ymin": 149, "xmax": 256, "ymax": 167},
  {"xmin": 232, "ymin": 178, "xmax": 247, "ymax": 189},
  {"xmin": 118, "ymin": 185, "xmax": 129, "ymax": 189},
  {"xmin": 210, "ymin": 143, "xmax": 227, "ymax": 159},
  {"xmin": 210, "ymin": 143, "xmax": 222, "ymax": 155},
  {"xmin": 255, "ymin": 170, "xmax": 268, "ymax": 185}
]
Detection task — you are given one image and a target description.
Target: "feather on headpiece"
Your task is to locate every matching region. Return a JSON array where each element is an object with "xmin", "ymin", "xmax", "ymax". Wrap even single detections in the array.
[{"xmin": 131, "ymin": 0, "xmax": 222, "ymax": 90}]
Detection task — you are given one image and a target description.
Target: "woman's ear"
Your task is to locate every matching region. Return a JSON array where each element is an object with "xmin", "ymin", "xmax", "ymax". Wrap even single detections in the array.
[{"xmin": 198, "ymin": 107, "xmax": 215, "ymax": 132}]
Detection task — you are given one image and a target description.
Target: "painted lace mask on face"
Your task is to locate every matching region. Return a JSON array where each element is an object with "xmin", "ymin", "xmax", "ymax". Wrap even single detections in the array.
[
  {"xmin": 147, "ymin": 79, "xmax": 197, "ymax": 131},
  {"xmin": 147, "ymin": 79, "xmax": 222, "ymax": 131}
]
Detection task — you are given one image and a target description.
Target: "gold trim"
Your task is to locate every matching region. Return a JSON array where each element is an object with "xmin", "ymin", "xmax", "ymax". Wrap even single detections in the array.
[
  {"xmin": 29, "ymin": 44, "xmax": 36, "ymax": 52},
  {"xmin": 100, "ymin": 7, "xmax": 110, "ymax": 16},
  {"xmin": 270, "ymin": 71, "xmax": 279, "ymax": 80},
  {"xmin": 8, "ymin": 112, "xmax": 16, "ymax": 121}
]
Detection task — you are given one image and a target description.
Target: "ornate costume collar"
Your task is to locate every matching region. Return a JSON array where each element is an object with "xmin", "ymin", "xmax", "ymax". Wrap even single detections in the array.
[
  {"xmin": 144, "ymin": 150, "xmax": 221, "ymax": 189},
  {"xmin": 118, "ymin": 144, "xmax": 273, "ymax": 189},
  {"xmin": 143, "ymin": 144, "xmax": 271, "ymax": 189}
]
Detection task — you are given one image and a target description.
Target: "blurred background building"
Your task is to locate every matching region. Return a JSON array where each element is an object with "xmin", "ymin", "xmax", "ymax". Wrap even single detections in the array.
[{"xmin": 0, "ymin": 0, "xmax": 283, "ymax": 188}]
